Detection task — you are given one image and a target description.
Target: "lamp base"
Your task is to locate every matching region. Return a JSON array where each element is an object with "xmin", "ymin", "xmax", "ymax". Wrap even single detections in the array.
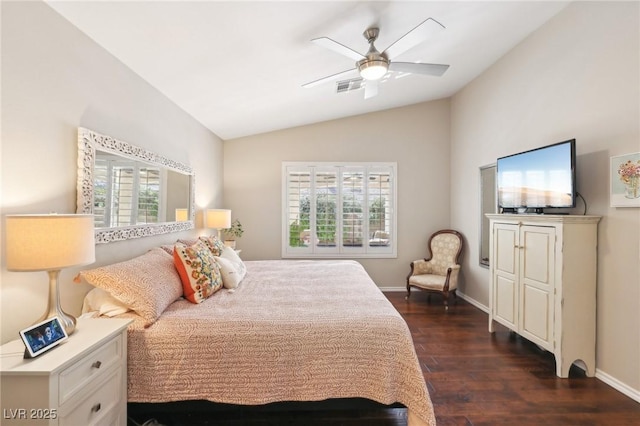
[{"xmin": 35, "ymin": 270, "xmax": 76, "ymax": 335}]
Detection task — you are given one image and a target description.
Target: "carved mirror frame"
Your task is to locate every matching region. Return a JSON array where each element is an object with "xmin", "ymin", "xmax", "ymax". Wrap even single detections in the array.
[{"xmin": 77, "ymin": 127, "xmax": 195, "ymax": 244}]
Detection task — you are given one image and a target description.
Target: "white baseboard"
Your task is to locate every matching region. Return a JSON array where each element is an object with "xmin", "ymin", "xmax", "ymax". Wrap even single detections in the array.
[
  {"xmin": 378, "ymin": 286, "xmax": 405, "ymax": 292},
  {"xmin": 456, "ymin": 291, "xmax": 489, "ymax": 313},
  {"xmin": 382, "ymin": 287, "xmax": 640, "ymax": 403},
  {"xmin": 380, "ymin": 287, "xmax": 491, "ymax": 315},
  {"xmin": 595, "ymin": 369, "xmax": 640, "ymax": 403}
]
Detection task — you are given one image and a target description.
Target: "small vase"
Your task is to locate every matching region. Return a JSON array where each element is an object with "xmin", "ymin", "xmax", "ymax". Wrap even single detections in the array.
[{"xmin": 624, "ymin": 176, "xmax": 640, "ymax": 199}]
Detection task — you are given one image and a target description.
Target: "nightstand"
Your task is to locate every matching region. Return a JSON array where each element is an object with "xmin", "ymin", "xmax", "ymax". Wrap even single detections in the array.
[{"xmin": 1, "ymin": 318, "xmax": 131, "ymax": 425}]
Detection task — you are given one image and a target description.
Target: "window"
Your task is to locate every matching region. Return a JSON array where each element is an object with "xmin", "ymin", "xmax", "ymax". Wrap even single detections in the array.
[
  {"xmin": 282, "ymin": 162, "xmax": 397, "ymax": 258},
  {"xmin": 94, "ymin": 156, "xmax": 162, "ymax": 227}
]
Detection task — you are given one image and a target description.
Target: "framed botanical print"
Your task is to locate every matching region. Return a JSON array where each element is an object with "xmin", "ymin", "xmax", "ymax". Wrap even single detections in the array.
[{"xmin": 611, "ymin": 152, "xmax": 640, "ymax": 207}]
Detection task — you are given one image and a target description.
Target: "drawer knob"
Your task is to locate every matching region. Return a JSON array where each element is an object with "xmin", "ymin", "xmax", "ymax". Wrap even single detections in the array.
[
  {"xmin": 92, "ymin": 361, "xmax": 102, "ymax": 369},
  {"xmin": 91, "ymin": 403, "xmax": 101, "ymax": 413}
]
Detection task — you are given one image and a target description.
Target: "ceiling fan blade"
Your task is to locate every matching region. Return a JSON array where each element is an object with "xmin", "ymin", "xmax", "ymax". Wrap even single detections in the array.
[
  {"xmin": 312, "ymin": 37, "xmax": 365, "ymax": 61},
  {"xmin": 382, "ymin": 18, "xmax": 445, "ymax": 59},
  {"xmin": 302, "ymin": 68, "xmax": 357, "ymax": 88},
  {"xmin": 389, "ymin": 62, "xmax": 449, "ymax": 76},
  {"xmin": 364, "ymin": 80, "xmax": 378, "ymax": 99}
]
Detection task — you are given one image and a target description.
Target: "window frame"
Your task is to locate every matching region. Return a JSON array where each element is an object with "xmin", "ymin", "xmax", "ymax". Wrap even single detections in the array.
[{"xmin": 282, "ymin": 162, "xmax": 397, "ymax": 259}]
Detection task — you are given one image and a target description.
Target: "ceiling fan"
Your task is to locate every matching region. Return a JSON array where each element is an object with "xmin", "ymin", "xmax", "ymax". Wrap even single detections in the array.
[{"xmin": 303, "ymin": 18, "xmax": 450, "ymax": 99}]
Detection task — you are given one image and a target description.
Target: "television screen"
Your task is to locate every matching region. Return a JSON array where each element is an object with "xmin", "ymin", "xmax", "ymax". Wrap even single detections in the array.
[{"xmin": 497, "ymin": 139, "xmax": 576, "ymax": 210}]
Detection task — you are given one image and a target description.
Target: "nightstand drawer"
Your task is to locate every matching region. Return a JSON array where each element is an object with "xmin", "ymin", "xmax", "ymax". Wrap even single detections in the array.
[
  {"xmin": 59, "ymin": 368, "xmax": 122, "ymax": 426},
  {"xmin": 59, "ymin": 334, "xmax": 121, "ymax": 405}
]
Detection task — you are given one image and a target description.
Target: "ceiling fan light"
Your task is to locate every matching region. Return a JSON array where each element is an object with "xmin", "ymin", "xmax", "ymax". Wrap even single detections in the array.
[{"xmin": 358, "ymin": 59, "xmax": 389, "ymax": 81}]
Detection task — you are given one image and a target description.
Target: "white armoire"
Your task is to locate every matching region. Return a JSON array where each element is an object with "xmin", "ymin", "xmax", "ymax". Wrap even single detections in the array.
[{"xmin": 487, "ymin": 214, "xmax": 601, "ymax": 378}]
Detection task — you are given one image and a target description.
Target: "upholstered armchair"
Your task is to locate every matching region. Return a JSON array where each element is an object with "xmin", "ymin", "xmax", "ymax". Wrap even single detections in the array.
[{"xmin": 406, "ymin": 229, "xmax": 463, "ymax": 309}]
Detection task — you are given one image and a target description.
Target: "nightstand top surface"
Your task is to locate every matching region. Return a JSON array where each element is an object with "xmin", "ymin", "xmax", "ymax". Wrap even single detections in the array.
[{"xmin": 0, "ymin": 318, "xmax": 131, "ymax": 374}]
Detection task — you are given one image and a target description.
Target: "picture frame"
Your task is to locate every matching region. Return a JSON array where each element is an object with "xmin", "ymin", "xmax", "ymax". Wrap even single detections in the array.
[
  {"xmin": 19, "ymin": 316, "xmax": 68, "ymax": 359},
  {"xmin": 610, "ymin": 152, "xmax": 640, "ymax": 207}
]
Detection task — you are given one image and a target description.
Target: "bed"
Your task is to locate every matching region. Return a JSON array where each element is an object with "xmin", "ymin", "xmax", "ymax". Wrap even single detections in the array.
[{"xmin": 79, "ymin": 245, "xmax": 436, "ymax": 426}]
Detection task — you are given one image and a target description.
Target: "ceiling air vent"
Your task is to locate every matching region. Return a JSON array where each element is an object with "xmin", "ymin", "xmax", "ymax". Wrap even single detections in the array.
[{"xmin": 336, "ymin": 78, "xmax": 364, "ymax": 93}]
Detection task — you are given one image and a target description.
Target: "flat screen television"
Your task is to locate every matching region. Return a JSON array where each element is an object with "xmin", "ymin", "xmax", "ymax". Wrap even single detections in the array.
[{"xmin": 497, "ymin": 139, "xmax": 576, "ymax": 213}]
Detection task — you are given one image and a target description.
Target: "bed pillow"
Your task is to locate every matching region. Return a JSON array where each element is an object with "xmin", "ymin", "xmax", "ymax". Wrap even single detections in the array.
[
  {"xmin": 214, "ymin": 256, "xmax": 241, "ymax": 289},
  {"xmin": 199, "ymin": 235, "xmax": 226, "ymax": 256},
  {"xmin": 159, "ymin": 244, "xmax": 175, "ymax": 256},
  {"xmin": 78, "ymin": 247, "xmax": 183, "ymax": 326},
  {"xmin": 173, "ymin": 240, "xmax": 223, "ymax": 303},
  {"xmin": 219, "ymin": 246, "xmax": 247, "ymax": 281},
  {"xmin": 177, "ymin": 237, "xmax": 199, "ymax": 247},
  {"xmin": 82, "ymin": 288, "xmax": 131, "ymax": 317}
]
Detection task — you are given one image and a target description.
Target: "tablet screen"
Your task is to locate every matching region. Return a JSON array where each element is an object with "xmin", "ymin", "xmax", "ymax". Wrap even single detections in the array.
[{"xmin": 19, "ymin": 317, "xmax": 68, "ymax": 358}]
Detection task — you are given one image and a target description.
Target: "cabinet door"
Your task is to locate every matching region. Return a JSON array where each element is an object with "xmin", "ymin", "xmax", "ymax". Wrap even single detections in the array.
[
  {"xmin": 519, "ymin": 225, "xmax": 555, "ymax": 349},
  {"xmin": 492, "ymin": 223, "xmax": 519, "ymax": 330}
]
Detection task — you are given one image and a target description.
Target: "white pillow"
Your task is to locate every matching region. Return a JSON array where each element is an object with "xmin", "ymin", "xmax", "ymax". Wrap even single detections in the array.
[
  {"xmin": 220, "ymin": 246, "xmax": 247, "ymax": 281},
  {"xmin": 214, "ymin": 256, "xmax": 241, "ymax": 289},
  {"xmin": 82, "ymin": 288, "xmax": 131, "ymax": 317}
]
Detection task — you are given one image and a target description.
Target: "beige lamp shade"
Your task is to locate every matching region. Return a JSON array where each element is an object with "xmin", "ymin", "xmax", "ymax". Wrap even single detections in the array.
[
  {"xmin": 5, "ymin": 214, "xmax": 96, "ymax": 271},
  {"xmin": 175, "ymin": 208, "xmax": 189, "ymax": 222},
  {"xmin": 206, "ymin": 209, "xmax": 231, "ymax": 229}
]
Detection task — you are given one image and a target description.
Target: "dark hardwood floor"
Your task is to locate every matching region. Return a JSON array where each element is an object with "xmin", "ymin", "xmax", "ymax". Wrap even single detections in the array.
[{"xmin": 127, "ymin": 292, "xmax": 640, "ymax": 426}]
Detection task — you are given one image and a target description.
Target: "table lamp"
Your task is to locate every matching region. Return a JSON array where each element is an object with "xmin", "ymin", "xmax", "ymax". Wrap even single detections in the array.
[
  {"xmin": 5, "ymin": 214, "xmax": 96, "ymax": 336},
  {"xmin": 206, "ymin": 209, "xmax": 231, "ymax": 239},
  {"xmin": 175, "ymin": 208, "xmax": 189, "ymax": 222}
]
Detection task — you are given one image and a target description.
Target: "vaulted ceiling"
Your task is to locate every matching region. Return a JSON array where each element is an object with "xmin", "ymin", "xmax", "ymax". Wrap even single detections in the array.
[{"xmin": 47, "ymin": 1, "xmax": 569, "ymax": 140}]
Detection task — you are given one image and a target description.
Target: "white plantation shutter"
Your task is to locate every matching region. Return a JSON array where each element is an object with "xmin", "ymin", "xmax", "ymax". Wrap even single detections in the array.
[
  {"xmin": 93, "ymin": 157, "xmax": 161, "ymax": 227},
  {"xmin": 341, "ymin": 168, "xmax": 364, "ymax": 253},
  {"xmin": 286, "ymin": 169, "xmax": 312, "ymax": 252},
  {"xmin": 314, "ymin": 169, "xmax": 338, "ymax": 254},
  {"xmin": 283, "ymin": 162, "xmax": 396, "ymax": 258},
  {"xmin": 367, "ymin": 168, "xmax": 393, "ymax": 249},
  {"xmin": 137, "ymin": 167, "xmax": 161, "ymax": 224},
  {"xmin": 111, "ymin": 165, "xmax": 135, "ymax": 227},
  {"xmin": 93, "ymin": 158, "xmax": 109, "ymax": 227}
]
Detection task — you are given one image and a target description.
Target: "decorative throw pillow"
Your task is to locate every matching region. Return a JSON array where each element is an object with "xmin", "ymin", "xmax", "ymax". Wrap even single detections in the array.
[
  {"xmin": 174, "ymin": 240, "xmax": 223, "ymax": 303},
  {"xmin": 177, "ymin": 237, "xmax": 199, "ymax": 247},
  {"xmin": 78, "ymin": 248, "xmax": 183, "ymax": 326},
  {"xmin": 159, "ymin": 244, "xmax": 175, "ymax": 256},
  {"xmin": 214, "ymin": 256, "xmax": 241, "ymax": 289},
  {"xmin": 219, "ymin": 246, "xmax": 247, "ymax": 281},
  {"xmin": 199, "ymin": 235, "xmax": 226, "ymax": 257}
]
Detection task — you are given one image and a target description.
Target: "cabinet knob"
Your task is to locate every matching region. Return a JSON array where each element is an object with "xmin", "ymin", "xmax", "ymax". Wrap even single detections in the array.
[
  {"xmin": 91, "ymin": 403, "xmax": 101, "ymax": 413},
  {"xmin": 92, "ymin": 360, "xmax": 102, "ymax": 369}
]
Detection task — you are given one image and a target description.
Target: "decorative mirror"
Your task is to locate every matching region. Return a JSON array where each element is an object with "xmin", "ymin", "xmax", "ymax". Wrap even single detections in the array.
[
  {"xmin": 479, "ymin": 163, "xmax": 496, "ymax": 267},
  {"xmin": 77, "ymin": 127, "xmax": 195, "ymax": 244}
]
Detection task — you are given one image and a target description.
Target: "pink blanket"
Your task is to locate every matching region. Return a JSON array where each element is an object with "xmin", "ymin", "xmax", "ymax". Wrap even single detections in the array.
[{"xmin": 124, "ymin": 260, "xmax": 435, "ymax": 426}]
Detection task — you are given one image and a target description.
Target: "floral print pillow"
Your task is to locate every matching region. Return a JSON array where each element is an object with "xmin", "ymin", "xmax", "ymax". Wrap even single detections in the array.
[
  {"xmin": 199, "ymin": 235, "xmax": 227, "ymax": 257},
  {"xmin": 174, "ymin": 240, "xmax": 223, "ymax": 303}
]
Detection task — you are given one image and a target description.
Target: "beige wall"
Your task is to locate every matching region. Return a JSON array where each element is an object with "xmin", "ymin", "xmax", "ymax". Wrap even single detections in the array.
[
  {"xmin": 0, "ymin": 2, "xmax": 224, "ymax": 343},
  {"xmin": 2, "ymin": 0, "xmax": 637, "ymax": 403},
  {"xmin": 224, "ymin": 100, "xmax": 451, "ymax": 287},
  {"xmin": 450, "ymin": 2, "xmax": 639, "ymax": 393}
]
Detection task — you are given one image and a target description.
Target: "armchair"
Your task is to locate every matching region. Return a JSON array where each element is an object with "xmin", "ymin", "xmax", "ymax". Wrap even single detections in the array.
[{"xmin": 406, "ymin": 229, "xmax": 463, "ymax": 309}]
